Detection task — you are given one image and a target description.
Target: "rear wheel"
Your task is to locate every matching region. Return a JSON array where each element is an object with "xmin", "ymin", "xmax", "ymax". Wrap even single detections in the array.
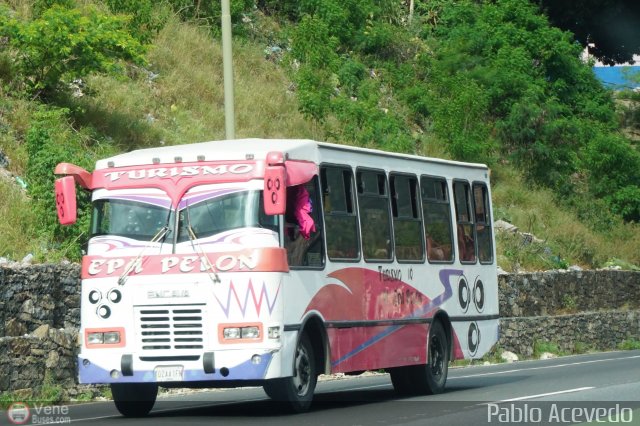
[
  {"xmin": 263, "ymin": 334, "xmax": 317, "ymax": 412},
  {"xmin": 390, "ymin": 320, "xmax": 449, "ymax": 395},
  {"xmin": 111, "ymin": 383, "xmax": 158, "ymax": 417}
]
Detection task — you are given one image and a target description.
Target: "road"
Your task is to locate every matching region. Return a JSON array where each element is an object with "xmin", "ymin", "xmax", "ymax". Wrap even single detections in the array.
[{"xmin": 3, "ymin": 350, "xmax": 640, "ymax": 426}]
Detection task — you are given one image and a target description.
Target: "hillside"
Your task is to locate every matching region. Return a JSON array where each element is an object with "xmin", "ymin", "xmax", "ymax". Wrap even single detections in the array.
[{"xmin": 0, "ymin": 0, "xmax": 639, "ymax": 271}]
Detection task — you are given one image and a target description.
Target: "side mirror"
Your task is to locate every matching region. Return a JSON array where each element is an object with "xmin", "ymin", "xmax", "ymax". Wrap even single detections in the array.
[
  {"xmin": 55, "ymin": 176, "xmax": 77, "ymax": 225},
  {"xmin": 263, "ymin": 151, "xmax": 287, "ymax": 215}
]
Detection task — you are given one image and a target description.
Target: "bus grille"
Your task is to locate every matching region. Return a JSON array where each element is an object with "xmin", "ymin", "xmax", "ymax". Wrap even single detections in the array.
[{"xmin": 134, "ymin": 306, "xmax": 205, "ymax": 351}]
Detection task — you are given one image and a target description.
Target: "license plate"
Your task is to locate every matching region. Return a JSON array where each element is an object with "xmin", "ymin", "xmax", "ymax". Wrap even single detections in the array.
[{"xmin": 154, "ymin": 365, "xmax": 184, "ymax": 382}]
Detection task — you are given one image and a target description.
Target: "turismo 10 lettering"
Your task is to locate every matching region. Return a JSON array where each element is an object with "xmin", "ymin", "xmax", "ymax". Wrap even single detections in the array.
[{"xmin": 487, "ymin": 403, "xmax": 633, "ymax": 424}]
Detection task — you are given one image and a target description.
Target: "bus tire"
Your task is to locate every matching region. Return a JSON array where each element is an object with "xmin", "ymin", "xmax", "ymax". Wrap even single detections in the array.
[
  {"xmin": 110, "ymin": 382, "xmax": 158, "ymax": 417},
  {"xmin": 423, "ymin": 320, "xmax": 449, "ymax": 394},
  {"xmin": 389, "ymin": 367, "xmax": 413, "ymax": 395},
  {"xmin": 390, "ymin": 321, "xmax": 449, "ymax": 395},
  {"xmin": 263, "ymin": 334, "xmax": 317, "ymax": 412}
]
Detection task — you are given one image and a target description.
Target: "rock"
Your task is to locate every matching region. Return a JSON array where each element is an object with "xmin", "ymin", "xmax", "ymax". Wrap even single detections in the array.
[
  {"xmin": 32, "ymin": 324, "xmax": 50, "ymax": 339},
  {"xmin": 46, "ymin": 350, "xmax": 60, "ymax": 369},
  {"xmin": 501, "ymin": 351, "xmax": 519, "ymax": 363},
  {"xmin": 539, "ymin": 352, "xmax": 558, "ymax": 360},
  {"xmin": 49, "ymin": 328, "xmax": 75, "ymax": 349},
  {"xmin": 5, "ymin": 319, "xmax": 27, "ymax": 337},
  {"xmin": 494, "ymin": 220, "xmax": 518, "ymax": 233},
  {"xmin": 9, "ymin": 338, "xmax": 31, "ymax": 356},
  {"xmin": 20, "ymin": 299, "xmax": 34, "ymax": 315},
  {"xmin": 0, "ymin": 150, "xmax": 9, "ymax": 168}
]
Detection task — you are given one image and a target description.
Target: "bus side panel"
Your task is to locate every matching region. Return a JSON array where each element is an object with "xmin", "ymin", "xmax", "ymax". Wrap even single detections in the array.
[
  {"xmin": 451, "ymin": 319, "xmax": 499, "ymax": 360},
  {"xmin": 327, "ymin": 324, "xmax": 428, "ymax": 373}
]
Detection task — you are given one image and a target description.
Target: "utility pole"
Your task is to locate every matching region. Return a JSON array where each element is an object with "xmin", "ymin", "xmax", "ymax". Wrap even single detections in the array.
[{"xmin": 221, "ymin": 0, "xmax": 235, "ymax": 139}]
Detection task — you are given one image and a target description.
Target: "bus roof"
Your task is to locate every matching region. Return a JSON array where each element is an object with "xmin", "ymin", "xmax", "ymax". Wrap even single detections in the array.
[{"xmin": 95, "ymin": 138, "xmax": 488, "ymax": 171}]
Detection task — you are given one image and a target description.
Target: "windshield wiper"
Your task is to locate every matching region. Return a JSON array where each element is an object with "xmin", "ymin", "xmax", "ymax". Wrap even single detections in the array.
[
  {"xmin": 184, "ymin": 201, "xmax": 221, "ymax": 284},
  {"xmin": 118, "ymin": 211, "xmax": 172, "ymax": 286}
]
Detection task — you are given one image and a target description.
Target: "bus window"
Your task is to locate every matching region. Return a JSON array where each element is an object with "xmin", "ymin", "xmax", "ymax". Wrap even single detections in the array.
[
  {"xmin": 421, "ymin": 176, "xmax": 454, "ymax": 262},
  {"xmin": 321, "ymin": 166, "xmax": 360, "ymax": 260},
  {"xmin": 453, "ymin": 180, "xmax": 476, "ymax": 263},
  {"xmin": 284, "ymin": 177, "xmax": 325, "ymax": 268},
  {"xmin": 357, "ymin": 169, "xmax": 392, "ymax": 262},
  {"xmin": 391, "ymin": 173, "xmax": 424, "ymax": 261},
  {"xmin": 473, "ymin": 183, "xmax": 493, "ymax": 263}
]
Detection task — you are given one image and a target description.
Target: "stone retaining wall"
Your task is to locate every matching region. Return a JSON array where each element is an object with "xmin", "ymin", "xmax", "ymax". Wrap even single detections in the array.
[
  {"xmin": 498, "ymin": 270, "xmax": 640, "ymax": 317},
  {"xmin": 0, "ymin": 264, "xmax": 81, "ymax": 337},
  {"xmin": 0, "ymin": 325, "xmax": 76, "ymax": 392},
  {"xmin": 499, "ymin": 310, "xmax": 640, "ymax": 357},
  {"xmin": 0, "ymin": 264, "xmax": 639, "ymax": 394}
]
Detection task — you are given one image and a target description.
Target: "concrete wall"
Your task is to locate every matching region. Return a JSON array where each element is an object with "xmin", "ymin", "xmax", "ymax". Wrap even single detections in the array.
[{"xmin": 0, "ymin": 264, "xmax": 639, "ymax": 394}]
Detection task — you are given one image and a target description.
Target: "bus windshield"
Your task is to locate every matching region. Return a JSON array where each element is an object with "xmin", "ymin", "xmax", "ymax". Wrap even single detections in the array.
[
  {"xmin": 90, "ymin": 189, "xmax": 278, "ymax": 243},
  {"xmin": 91, "ymin": 198, "xmax": 172, "ymax": 241},
  {"xmin": 176, "ymin": 189, "xmax": 276, "ymax": 242}
]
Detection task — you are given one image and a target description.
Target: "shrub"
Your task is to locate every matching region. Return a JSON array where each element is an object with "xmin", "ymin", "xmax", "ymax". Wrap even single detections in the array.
[
  {"xmin": 0, "ymin": 4, "xmax": 145, "ymax": 98},
  {"xmin": 25, "ymin": 106, "xmax": 94, "ymax": 260}
]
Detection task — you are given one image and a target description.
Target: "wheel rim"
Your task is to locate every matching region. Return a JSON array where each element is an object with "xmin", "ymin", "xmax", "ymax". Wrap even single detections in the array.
[
  {"xmin": 430, "ymin": 334, "xmax": 444, "ymax": 380},
  {"xmin": 292, "ymin": 342, "xmax": 311, "ymax": 396}
]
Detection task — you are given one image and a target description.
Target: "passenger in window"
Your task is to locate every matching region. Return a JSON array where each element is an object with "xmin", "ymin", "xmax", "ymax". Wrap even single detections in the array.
[
  {"xmin": 285, "ymin": 185, "xmax": 318, "ymax": 266},
  {"xmin": 427, "ymin": 235, "xmax": 445, "ymax": 261},
  {"xmin": 457, "ymin": 225, "xmax": 475, "ymax": 262}
]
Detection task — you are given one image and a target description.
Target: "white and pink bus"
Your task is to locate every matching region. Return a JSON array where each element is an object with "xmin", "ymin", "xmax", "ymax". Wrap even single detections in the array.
[{"xmin": 54, "ymin": 139, "xmax": 498, "ymax": 415}]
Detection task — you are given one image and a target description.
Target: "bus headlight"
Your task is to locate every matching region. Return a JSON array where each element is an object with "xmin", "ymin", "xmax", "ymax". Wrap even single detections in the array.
[
  {"xmin": 223, "ymin": 327, "xmax": 241, "ymax": 339},
  {"xmin": 103, "ymin": 331, "xmax": 121, "ymax": 344},
  {"xmin": 87, "ymin": 332, "xmax": 104, "ymax": 345},
  {"xmin": 221, "ymin": 324, "xmax": 262, "ymax": 341},
  {"xmin": 241, "ymin": 326, "xmax": 260, "ymax": 339},
  {"xmin": 86, "ymin": 328, "xmax": 124, "ymax": 346}
]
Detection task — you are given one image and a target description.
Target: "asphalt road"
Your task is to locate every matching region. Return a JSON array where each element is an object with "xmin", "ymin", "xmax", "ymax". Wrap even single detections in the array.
[{"xmin": 3, "ymin": 350, "xmax": 640, "ymax": 426}]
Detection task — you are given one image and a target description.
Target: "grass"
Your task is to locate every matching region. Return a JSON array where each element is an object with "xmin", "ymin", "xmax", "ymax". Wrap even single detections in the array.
[
  {"xmin": 618, "ymin": 339, "xmax": 640, "ymax": 350},
  {"xmin": 491, "ymin": 164, "xmax": 640, "ymax": 271},
  {"xmin": 0, "ymin": 375, "xmax": 66, "ymax": 409},
  {"xmin": 533, "ymin": 340, "xmax": 564, "ymax": 359},
  {"xmin": 0, "ymin": 178, "xmax": 43, "ymax": 260}
]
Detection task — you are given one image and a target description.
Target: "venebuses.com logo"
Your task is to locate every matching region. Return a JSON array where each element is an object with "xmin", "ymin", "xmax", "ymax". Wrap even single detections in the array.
[
  {"xmin": 7, "ymin": 402, "xmax": 30, "ymax": 425},
  {"xmin": 6, "ymin": 402, "xmax": 71, "ymax": 425}
]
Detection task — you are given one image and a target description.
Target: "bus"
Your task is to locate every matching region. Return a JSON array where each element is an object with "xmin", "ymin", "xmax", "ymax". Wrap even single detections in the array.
[{"xmin": 54, "ymin": 138, "xmax": 498, "ymax": 416}]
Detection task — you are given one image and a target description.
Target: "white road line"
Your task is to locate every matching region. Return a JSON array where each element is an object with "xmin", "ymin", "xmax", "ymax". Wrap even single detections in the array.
[
  {"xmin": 450, "ymin": 354, "xmax": 640, "ymax": 380},
  {"xmin": 481, "ymin": 386, "xmax": 595, "ymax": 404}
]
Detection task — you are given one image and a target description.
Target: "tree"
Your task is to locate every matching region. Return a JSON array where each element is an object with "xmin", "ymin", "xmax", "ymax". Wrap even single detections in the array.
[
  {"xmin": 0, "ymin": 4, "xmax": 145, "ymax": 98},
  {"xmin": 535, "ymin": 0, "xmax": 640, "ymax": 65}
]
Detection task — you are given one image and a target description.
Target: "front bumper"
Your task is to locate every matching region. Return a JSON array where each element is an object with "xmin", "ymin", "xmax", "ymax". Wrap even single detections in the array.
[{"xmin": 78, "ymin": 348, "xmax": 277, "ymax": 384}]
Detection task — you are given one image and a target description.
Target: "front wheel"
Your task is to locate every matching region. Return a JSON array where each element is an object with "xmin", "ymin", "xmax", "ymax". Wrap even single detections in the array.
[
  {"xmin": 390, "ymin": 320, "xmax": 449, "ymax": 395},
  {"xmin": 110, "ymin": 383, "xmax": 158, "ymax": 417},
  {"xmin": 263, "ymin": 334, "xmax": 317, "ymax": 412}
]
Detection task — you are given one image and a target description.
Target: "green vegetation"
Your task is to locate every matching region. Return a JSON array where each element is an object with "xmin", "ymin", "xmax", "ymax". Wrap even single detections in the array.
[
  {"xmin": 618, "ymin": 339, "xmax": 640, "ymax": 351},
  {"xmin": 0, "ymin": 0, "xmax": 639, "ymax": 269},
  {"xmin": 573, "ymin": 341, "xmax": 593, "ymax": 355},
  {"xmin": 533, "ymin": 340, "xmax": 564, "ymax": 358},
  {"xmin": 0, "ymin": 374, "xmax": 65, "ymax": 409}
]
